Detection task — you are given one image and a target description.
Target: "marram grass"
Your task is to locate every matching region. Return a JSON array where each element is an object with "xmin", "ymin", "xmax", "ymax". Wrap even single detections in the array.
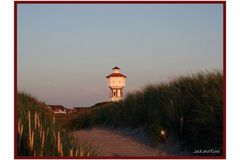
[
  {"xmin": 69, "ymin": 71, "xmax": 223, "ymax": 156},
  {"xmin": 17, "ymin": 93, "xmax": 96, "ymax": 156}
]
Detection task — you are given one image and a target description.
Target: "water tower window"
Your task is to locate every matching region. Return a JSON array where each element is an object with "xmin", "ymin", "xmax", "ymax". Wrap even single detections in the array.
[{"xmin": 113, "ymin": 91, "xmax": 116, "ymax": 96}]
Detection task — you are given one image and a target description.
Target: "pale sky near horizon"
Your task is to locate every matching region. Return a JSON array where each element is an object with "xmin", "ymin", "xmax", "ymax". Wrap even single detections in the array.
[{"xmin": 17, "ymin": 4, "xmax": 223, "ymax": 107}]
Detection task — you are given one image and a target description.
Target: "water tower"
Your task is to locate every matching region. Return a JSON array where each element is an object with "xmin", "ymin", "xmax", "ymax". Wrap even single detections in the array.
[{"xmin": 106, "ymin": 67, "xmax": 127, "ymax": 101}]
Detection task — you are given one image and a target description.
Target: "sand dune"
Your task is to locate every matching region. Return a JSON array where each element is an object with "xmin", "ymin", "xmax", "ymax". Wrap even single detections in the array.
[{"xmin": 70, "ymin": 127, "xmax": 191, "ymax": 156}]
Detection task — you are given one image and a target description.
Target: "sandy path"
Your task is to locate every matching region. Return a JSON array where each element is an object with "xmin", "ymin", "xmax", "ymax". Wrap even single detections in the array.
[{"xmin": 70, "ymin": 127, "xmax": 190, "ymax": 156}]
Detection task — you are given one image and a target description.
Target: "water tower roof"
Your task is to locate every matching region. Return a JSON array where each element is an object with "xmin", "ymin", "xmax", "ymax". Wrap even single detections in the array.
[
  {"xmin": 112, "ymin": 66, "xmax": 120, "ymax": 69},
  {"xmin": 106, "ymin": 73, "xmax": 127, "ymax": 78}
]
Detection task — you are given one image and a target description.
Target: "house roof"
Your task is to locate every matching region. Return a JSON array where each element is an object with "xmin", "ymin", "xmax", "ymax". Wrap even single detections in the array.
[
  {"xmin": 112, "ymin": 66, "xmax": 120, "ymax": 69},
  {"xmin": 49, "ymin": 105, "xmax": 66, "ymax": 111},
  {"xmin": 106, "ymin": 73, "xmax": 127, "ymax": 78}
]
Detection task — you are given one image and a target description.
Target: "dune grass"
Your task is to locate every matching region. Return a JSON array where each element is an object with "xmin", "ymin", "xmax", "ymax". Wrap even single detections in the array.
[
  {"xmin": 17, "ymin": 93, "xmax": 96, "ymax": 156},
  {"xmin": 68, "ymin": 71, "xmax": 223, "ymax": 156}
]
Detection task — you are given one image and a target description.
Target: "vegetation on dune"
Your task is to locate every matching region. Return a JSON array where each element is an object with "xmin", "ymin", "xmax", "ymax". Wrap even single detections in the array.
[
  {"xmin": 17, "ymin": 93, "xmax": 96, "ymax": 156},
  {"xmin": 68, "ymin": 71, "xmax": 223, "ymax": 156}
]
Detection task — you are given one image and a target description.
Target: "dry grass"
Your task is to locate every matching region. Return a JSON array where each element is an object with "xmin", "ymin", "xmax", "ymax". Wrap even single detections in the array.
[{"xmin": 17, "ymin": 93, "xmax": 96, "ymax": 156}]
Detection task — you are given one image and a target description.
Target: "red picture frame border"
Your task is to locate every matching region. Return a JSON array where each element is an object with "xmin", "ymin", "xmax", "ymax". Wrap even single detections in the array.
[{"xmin": 14, "ymin": 1, "xmax": 226, "ymax": 159}]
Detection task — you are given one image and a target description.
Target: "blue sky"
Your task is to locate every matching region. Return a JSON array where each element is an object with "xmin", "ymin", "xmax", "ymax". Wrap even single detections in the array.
[{"xmin": 17, "ymin": 4, "xmax": 223, "ymax": 107}]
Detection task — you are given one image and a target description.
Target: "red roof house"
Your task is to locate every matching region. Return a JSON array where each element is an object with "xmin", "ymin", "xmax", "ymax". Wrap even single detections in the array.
[{"xmin": 48, "ymin": 105, "xmax": 67, "ymax": 114}]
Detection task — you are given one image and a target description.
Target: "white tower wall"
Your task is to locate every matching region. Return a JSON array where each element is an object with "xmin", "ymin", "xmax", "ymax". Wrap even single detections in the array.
[
  {"xmin": 108, "ymin": 77, "xmax": 126, "ymax": 88},
  {"xmin": 106, "ymin": 67, "xmax": 126, "ymax": 102}
]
